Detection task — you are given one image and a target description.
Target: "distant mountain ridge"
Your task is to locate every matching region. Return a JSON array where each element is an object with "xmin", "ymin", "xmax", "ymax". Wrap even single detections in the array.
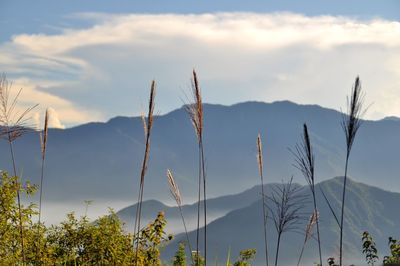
[
  {"xmin": 127, "ymin": 177, "xmax": 399, "ymax": 266},
  {"xmin": 1, "ymin": 100, "xmax": 399, "ymax": 204}
]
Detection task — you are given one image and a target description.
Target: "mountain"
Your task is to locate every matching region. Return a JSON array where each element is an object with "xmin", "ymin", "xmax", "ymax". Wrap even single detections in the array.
[
  {"xmin": 1, "ymin": 101, "xmax": 400, "ymax": 207},
  {"xmin": 117, "ymin": 183, "xmax": 271, "ymax": 234},
  {"xmin": 383, "ymin": 116, "xmax": 400, "ymax": 122},
  {"xmin": 159, "ymin": 178, "xmax": 400, "ymax": 266}
]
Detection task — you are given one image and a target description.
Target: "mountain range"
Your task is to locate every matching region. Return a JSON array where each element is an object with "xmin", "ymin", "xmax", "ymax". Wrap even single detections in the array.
[
  {"xmin": 1, "ymin": 100, "xmax": 399, "ymax": 264},
  {"xmin": 117, "ymin": 177, "xmax": 400, "ymax": 266},
  {"xmin": 1, "ymin": 100, "xmax": 399, "ymax": 205}
]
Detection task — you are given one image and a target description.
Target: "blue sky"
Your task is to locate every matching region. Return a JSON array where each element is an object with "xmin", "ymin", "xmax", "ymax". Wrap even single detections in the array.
[{"xmin": 0, "ymin": 0, "xmax": 399, "ymax": 128}]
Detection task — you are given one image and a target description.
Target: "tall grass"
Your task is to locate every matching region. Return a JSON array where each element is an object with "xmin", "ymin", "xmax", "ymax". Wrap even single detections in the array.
[
  {"xmin": 185, "ymin": 70, "xmax": 207, "ymax": 265},
  {"xmin": 339, "ymin": 76, "xmax": 364, "ymax": 266},
  {"xmin": 167, "ymin": 169, "xmax": 194, "ymax": 264},
  {"xmin": 257, "ymin": 134, "xmax": 269, "ymax": 266},
  {"xmin": 291, "ymin": 123, "xmax": 322, "ymax": 265},
  {"xmin": 38, "ymin": 109, "xmax": 49, "ymax": 226},
  {"xmin": 37, "ymin": 109, "xmax": 49, "ymax": 263},
  {"xmin": 297, "ymin": 210, "xmax": 318, "ymax": 266},
  {"xmin": 134, "ymin": 80, "xmax": 156, "ymax": 264},
  {"xmin": 0, "ymin": 74, "xmax": 37, "ymax": 264},
  {"xmin": 266, "ymin": 177, "xmax": 308, "ymax": 266}
]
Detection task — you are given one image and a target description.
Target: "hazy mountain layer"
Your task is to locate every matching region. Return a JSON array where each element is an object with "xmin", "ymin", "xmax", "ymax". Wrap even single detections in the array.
[
  {"xmin": 1, "ymin": 101, "xmax": 399, "ymax": 204},
  {"xmin": 157, "ymin": 177, "xmax": 400, "ymax": 266}
]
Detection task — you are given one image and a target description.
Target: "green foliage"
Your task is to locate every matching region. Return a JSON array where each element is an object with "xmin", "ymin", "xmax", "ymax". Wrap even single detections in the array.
[
  {"xmin": 223, "ymin": 249, "xmax": 256, "ymax": 266},
  {"xmin": 225, "ymin": 247, "xmax": 231, "ymax": 266},
  {"xmin": 0, "ymin": 172, "xmax": 39, "ymax": 265},
  {"xmin": 233, "ymin": 249, "xmax": 256, "ymax": 266},
  {"xmin": 172, "ymin": 242, "xmax": 187, "ymax": 266},
  {"xmin": 362, "ymin": 231, "xmax": 378, "ymax": 265},
  {"xmin": 0, "ymin": 171, "xmax": 172, "ymax": 265},
  {"xmin": 191, "ymin": 251, "xmax": 205, "ymax": 266},
  {"xmin": 383, "ymin": 237, "xmax": 400, "ymax": 265},
  {"xmin": 45, "ymin": 211, "xmax": 137, "ymax": 265}
]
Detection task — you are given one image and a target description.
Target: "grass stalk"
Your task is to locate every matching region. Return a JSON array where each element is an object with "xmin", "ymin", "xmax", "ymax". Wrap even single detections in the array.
[
  {"xmin": 37, "ymin": 108, "xmax": 49, "ymax": 263},
  {"xmin": 38, "ymin": 109, "xmax": 49, "ymax": 225},
  {"xmin": 266, "ymin": 177, "xmax": 308, "ymax": 266},
  {"xmin": 291, "ymin": 124, "xmax": 322, "ymax": 265},
  {"xmin": 185, "ymin": 69, "xmax": 206, "ymax": 265},
  {"xmin": 297, "ymin": 210, "xmax": 318, "ymax": 266},
  {"xmin": 133, "ymin": 80, "xmax": 156, "ymax": 264},
  {"xmin": 339, "ymin": 76, "xmax": 364, "ymax": 266},
  {"xmin": 167, "ymin": 169, "xmax": 194, "ymax": 265},
  {"xmin": 257, "ymin": 134, "xmax": 269, "ymax": 266}
]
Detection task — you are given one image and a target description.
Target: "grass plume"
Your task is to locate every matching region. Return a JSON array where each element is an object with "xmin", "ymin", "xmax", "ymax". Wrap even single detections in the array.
[
  {"xmin": 37, "ymin": 109, "xmax": 49, "ymax": 263},
  {"xmin": 339, "ymin": 76, "xmax": 364, "ymax": 266},
  {"xmin": 257, "ymin": 134, "xmax": 269, "ymax": 266},
  {"xmin": 167, "ymin": 169, "xmax": 194, "ymax": 264},
  {"xmin": 297, "ymin": 210, "xmax": 318, "ymax": 266},
  {"xmin": 134, "ymin": 80, "xmax": 156, "ymax": 264},
  {"xmin": 38, "ymin": 109, "xmax": 49, "ymax": 225},
  {"xmin": 291, "ymin": 124, "xmax": 323, "ymax": 265},
  {"xmin": 185, "ymin": 70, "xmax": 207, "ymax": 265}
]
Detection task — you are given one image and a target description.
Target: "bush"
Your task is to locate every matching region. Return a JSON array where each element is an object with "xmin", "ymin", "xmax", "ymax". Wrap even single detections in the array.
[{"xmin": 0, "ymin": 171, "xmax": 172, "ymax": 265}]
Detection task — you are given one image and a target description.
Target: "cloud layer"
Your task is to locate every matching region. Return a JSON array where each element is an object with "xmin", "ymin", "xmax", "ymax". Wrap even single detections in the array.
[{"xmin": 1, "ymin": 12, "xmax": 400, "ymax": 126}]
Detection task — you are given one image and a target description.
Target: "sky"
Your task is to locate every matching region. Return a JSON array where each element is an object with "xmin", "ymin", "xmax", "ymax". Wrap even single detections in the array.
[{"xmin": 1, "ymin": 0, "xmax": 399, "ymax": 128}]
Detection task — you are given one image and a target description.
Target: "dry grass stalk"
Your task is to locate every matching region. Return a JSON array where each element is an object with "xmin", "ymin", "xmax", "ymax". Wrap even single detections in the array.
[
  {"xmin": 134, "ymin": 80, "xmax": 156, "ymax": 264},
  {"xmin": 37, "ymin": 109, "xmax": 49, "ymax": 262},
  {"xmin": 40, "ymin": 109, "xmax": 49, "ymax": 160},
  {"xmin": 167, "ymin": 169, "xmax": 194, "ymax": 264},
  {"xmin": 185, "ymin": 69, "xmax": 207, "ymax": 265},
  {"xmin": 266, "ymin": 177, "xmax": 309, "ymax": 266},
  {"xmin": 339, "ymin": 76, "xmax": 364, "ymax": 266},
  {"xmin": 257, "ymin": 134, "xmax": 269, "ymax": 266},
  {"xmin": 167, "ymin": 169, "xmax": 182, "ymax": 206},
  {"xmin": 185, "ymin": 70, "xmax": 203, "ymax": 141},
  {"xmin": 291, "ymin": 124, "xmax": 323, "ymax": 266},
  {"xmin": 297, "ymin": 210, "xmax": 319, "ymax": 266},
  {"xmin": 0, "ymin": 74, "xmax": 38, "ymax": 264},
  {"xmin": 0, "ymin": 74, "xmax": 38, "ymax": 141}
]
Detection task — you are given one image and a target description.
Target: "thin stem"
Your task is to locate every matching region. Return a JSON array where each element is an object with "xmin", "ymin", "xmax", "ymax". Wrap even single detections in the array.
[
  {"xmin": 297, "ymin": 238, "xmax": 307, "ymax": 266},
  {"xmin": 8, "ymin": 135, "xmax": 25, "ymax": 264},
  {"xmin": 275, "ymin": 233, "xmax": 281, "ymax": 266},
  {"xmin": 200, "ymin": 139, "xmax": 207, "ymax": 265},
  {"xmin": 38, "ymin": 156, "xmax": 45, "ymax": 224},
  {"xmin": 37, "ymin": 149, "xmax": 46, "ymax": 265},
  {"xmin": 196, "ymin": 143, "xmax": 201, "ymax": 266},
  {"xmin": 339, "ymin": 156, "xmax": 349, "ymax": 266},
  {"xmin": 178, "ymin": 205, "xmax": 194, "ymax": 265},
  {"xmin": 311, "ymin": 184, "xmax": 323, "ymax": 266},
  {"xmin": 134, "ymin": 81, "xmax": 155, "ymax": 265},
  {"xmin": 258, "ymin": 135, "xmax": 269, "ymax": 266}
]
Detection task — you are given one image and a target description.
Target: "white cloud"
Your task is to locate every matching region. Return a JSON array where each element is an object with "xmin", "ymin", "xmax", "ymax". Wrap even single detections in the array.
[
  {"xmin": 1, "ymin": 12, "xmax": 400, "ymax": 125},
  {"xmin": 8, "ymin": 78, "xmax": 102, "ymax": 127},
  {"xmin": 46, "ymin": 107, "xmax": 65, "ymax": 129}
]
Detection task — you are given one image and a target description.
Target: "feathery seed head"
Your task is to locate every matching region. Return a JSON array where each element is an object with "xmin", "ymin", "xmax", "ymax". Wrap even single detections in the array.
[
  {"xmin": 342, "ymin": 76, "xmax": 364, "ymax": 156},
  {"xmin": 257, "ymin": 134, "xmax": 263, "ymax": 177},
  {"xmin": 305, "ymin": 210, "xmax": 319, "ymax": 242},
  {"xmin": 167, "ymin": 169, "xmax": 182, "ymax": 206},
  {"xmin": 0, "ymin": 74, "xmax": 38, "ymax": 141},
  {"xmin": 292, "ymin": 123, "xmax": 315, "ymax": 186},
  {"xmin": 185, "ymin": 70, "xmax": 203, "ymax": 141},
  {"xmin": 40, "ymin": 109, "xmax": 49, "ymax": 159}
]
